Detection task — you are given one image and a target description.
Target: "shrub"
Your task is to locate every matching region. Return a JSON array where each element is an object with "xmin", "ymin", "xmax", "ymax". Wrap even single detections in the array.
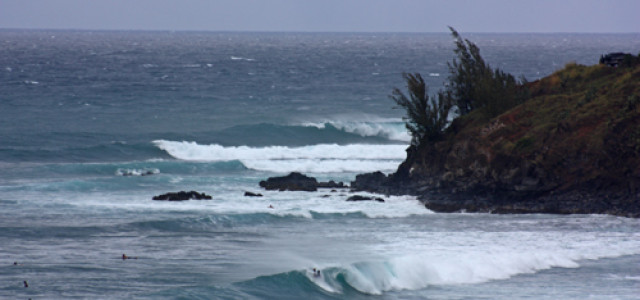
[
  {"xmin": 392, "ymin": 27, "xmax": 530, "ymax": 146},
  {"xmin": 445, "ymin": 27, "xmax": 529, "ymax": 118},
  {"xmin": 391, "ymin": 73, "xmax": 453, "ymax": 146}
]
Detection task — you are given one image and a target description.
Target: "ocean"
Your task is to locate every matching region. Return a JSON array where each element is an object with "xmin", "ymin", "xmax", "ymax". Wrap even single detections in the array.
[{"xmin": 1, "ymin": 30, "xmax": 639, "ymax": 299}]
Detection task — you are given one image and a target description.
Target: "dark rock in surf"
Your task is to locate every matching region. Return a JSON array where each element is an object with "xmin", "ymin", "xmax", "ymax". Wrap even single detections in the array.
[
  {"xmin": 152, "ymin": 191, "xmax": 212, "ymax": 201},
  {"xmin": 244, "ymin": 191, "xmax": 263, "ymax": 197},
  {"xmin": 347, "ymin": 195, "xmax": 385, "ymax": 202},
  {"xmin": 317, "ymin": 180, "xmax": 346, "ymax": 189},
  {"xmin": 350, "ymin": 171, "xmax": 388, "ymax": 192},
  {"xmin": 259, "ymin": 172, "xmax": 348, "ymax": 192},
  {"xmin": 259, "ymin": 172, "xmax": 319, "ymax": 191}
]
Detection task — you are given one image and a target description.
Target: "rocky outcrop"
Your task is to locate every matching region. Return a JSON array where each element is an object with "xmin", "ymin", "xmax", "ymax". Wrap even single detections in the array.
[
  {"xmin": 353, "ymin": 63, "xmax": 640, "ymax": 218},
  {"xmin": 417, "ymin": 188, "xmax": 639, "ymax": 217},
  {"xmin": 351, "ymin": 171, "xmax": 387, "ymax": 192},
  {"xmin": 317, "ymin": 180, "xmax": 347, "ymax": 189},
  {"xmin": 244, "ymin": 191, "xmax": 263, "ymax": 197},
  {"xmin": 152, "ymin": 191, "xmax": 212, "ymax": 201},
  {"xmin": 260, "ymin": 172, "xmax": 319, "ymax": 191},
  {"xmin": 259, "ymin": 172, "xmax": 347, "ymax": 192}
]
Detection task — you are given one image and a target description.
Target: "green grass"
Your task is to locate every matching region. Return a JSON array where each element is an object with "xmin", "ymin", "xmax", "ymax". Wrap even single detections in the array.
[{"xmin": 423, "ymin": 62, "xmax": 640, "ymax": 189}]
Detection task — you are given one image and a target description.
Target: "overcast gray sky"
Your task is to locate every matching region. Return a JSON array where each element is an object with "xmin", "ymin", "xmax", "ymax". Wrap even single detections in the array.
[{"xmin": 1, "ymin": 0, "xmax": 639, "ymax": 33}]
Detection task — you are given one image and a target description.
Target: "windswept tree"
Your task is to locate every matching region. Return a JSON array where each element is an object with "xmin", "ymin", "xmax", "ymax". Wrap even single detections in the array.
[
  {"xmin": 447, "ymin": 27, "xmax": 488, "ymax": 115},
  {"xmin": 446, "ymin": 27, "xmax": 528, "ymax": 117},
  {"xmin": 391, "ymin": 73, "xmax": 453, "ymax": 146},
  {"xmin": 392, "ymin": 27, "xmax": 529, "ymax": 147}
]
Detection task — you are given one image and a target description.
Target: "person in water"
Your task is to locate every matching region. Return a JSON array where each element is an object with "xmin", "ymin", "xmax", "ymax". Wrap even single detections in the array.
[{"xmin": 122, "ymin": 254, "xmax": 138, "ymax": 260}]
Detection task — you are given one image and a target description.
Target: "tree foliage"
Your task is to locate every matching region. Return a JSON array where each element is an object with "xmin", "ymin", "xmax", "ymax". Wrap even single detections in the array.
[
  {"xmin": 446, "ymin": 27, "xmax": 528, "ymax": 117},
  {"xmin": 391, "ymin": 73, "xmax": 453, "ymax": 146},
  {"xmin": 392, "ymin": 27, "xmax": 530, "ymax": 147}
]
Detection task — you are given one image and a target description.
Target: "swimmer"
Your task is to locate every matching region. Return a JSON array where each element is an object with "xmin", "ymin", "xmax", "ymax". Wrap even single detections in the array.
[
  {"xmin": 122, "ymin": 254, "xmax": 138, "ymax": 260},
  {"xmin": 24, "ymin": 280, "xmax": 28, "ymax": 288}
]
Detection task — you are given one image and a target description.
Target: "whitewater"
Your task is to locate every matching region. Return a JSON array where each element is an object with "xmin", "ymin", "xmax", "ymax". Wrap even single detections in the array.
[{"xmin": 1, "ymin": 30, "xmax": 639, "ymax": 299}]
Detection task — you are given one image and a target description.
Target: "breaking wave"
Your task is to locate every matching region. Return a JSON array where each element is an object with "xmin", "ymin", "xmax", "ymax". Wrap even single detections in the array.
[
  {"xmin": 154, "ymin": 140, "xmax": 407, "ymax": 173},
  {"xmin": 239, "ymin": 248, "xmax": 640, "ymax": 297},
  {"xmin": 301, "ymin": 120, "xmax": 410, "ymax": 142}
]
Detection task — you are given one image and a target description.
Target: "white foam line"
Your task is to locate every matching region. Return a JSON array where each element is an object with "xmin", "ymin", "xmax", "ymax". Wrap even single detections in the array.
[{"xmin": 154, "ymin": 140, "xmax": 407, "ymax": 161}]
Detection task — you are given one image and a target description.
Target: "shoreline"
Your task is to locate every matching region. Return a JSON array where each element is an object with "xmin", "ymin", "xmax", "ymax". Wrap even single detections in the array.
[{"xmin": 350, "ymin": 171, "xmax": 640, "ymax": 218}]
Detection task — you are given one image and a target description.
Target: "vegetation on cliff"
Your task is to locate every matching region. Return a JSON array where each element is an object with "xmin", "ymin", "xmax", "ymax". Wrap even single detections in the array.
[
  {"xmin": 392, "ymin": 28, "xmax": 530, "ymax": 148},
  {"xmin": 446, "ymin": 27, "xmax": 529, "ymax": 118},
  {"xmin": 381, "ymin": 29, "xmax": 640, "ymax": 216},
  {"xmin": 391, "ymin": 73, "xmax": 452, "ymax": 146}
]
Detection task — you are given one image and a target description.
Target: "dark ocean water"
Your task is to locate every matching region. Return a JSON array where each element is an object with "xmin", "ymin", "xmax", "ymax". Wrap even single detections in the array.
[{"xmin": 1, "ymin": 30, "xmax": 639, "ymax": 299}]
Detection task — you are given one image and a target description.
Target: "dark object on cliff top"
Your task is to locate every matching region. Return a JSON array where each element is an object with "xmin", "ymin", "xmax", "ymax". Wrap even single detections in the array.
[
  {"xmin": 259, "ymin": 172, "xmax": 346, "ymax": 192},
  {"xmin": 152, "ymin": 191, "xmax": 212, "ymax": 201},
  {"xmin": 244, "ymin": 191, "xmax": 263, "ymax": 197},
  {"xmin": 347, "ymin": 195, "xmax": 385, "ymax": 202},
  {"xmin": 599, "ymin": 52, "xmax": 631, "ymax": 67}
]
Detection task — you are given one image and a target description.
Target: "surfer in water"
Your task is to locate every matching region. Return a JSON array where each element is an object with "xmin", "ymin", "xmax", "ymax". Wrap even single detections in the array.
[
  {"xmin": 312, "ymin": 268, "xmax": 321, "ymax": 277},
  {"xmin": 122, "ymin": 254, "xmax": 138, "ymax": 260}
]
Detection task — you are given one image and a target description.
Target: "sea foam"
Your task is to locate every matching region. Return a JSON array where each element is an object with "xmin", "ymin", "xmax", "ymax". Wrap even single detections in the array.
[
  {"xmin": 154, "ymin": 140, "xmax": 407, "ymax": 173},
  {"xmin": 302, "ymin": 120, "xmax": 411, "ymax": 142}
]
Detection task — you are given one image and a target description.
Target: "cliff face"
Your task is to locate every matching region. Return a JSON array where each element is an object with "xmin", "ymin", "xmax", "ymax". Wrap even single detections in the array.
[{"xmin": 353, "ymin": 63, "xmax": 640, "ymax": 217}]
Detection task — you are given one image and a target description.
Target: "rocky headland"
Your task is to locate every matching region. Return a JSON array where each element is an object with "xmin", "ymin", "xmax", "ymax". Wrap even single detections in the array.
[{"xmin": 353, "ymin": 62, "xmax": 640, "ymax": 217}]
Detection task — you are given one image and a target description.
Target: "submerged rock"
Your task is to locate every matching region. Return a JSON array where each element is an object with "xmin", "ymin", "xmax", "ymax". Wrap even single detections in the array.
[
  {"xmin": 152, "ymin": 191, "xmax": 212, "ymax": 201},
  {"xmin": 244, "ymin": 191, "xmax": 263, "ymax": 197}
]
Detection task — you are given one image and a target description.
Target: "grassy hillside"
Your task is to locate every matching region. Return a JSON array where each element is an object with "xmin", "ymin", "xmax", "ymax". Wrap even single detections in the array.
[
  {"xmin": 491, "ymin": 63, "xmax": 640, "ymax": 190},
  {"xmin": 395, "ymin": 62, "xmax": 640, "ymax": 215}
]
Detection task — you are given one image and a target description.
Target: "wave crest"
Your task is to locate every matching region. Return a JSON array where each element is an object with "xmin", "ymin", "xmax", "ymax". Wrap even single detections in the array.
[
  {"xmin": 302, "ymin": 120, "xmax": 410, "ymax": 142},
  {"xmin": 154, "ymin": 140, "xmax": 407, "ymax": 173},
  {"xmin": 245, "ymin": 247, "xmax": 640, "ymax": 296}
]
